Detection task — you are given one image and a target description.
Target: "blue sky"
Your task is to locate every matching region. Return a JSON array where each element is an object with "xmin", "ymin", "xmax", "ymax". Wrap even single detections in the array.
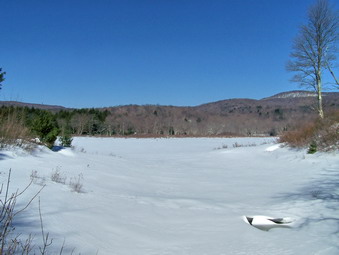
[{"xmin": 1, "ymin": 0, "xmax": 325, "ymax": 108}]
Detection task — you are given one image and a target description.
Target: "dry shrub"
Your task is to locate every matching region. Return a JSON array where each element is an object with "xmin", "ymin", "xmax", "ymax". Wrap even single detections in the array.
[
  {"xmin": 50, "ymin": 168, "xmax": 67, "ymax": 184},
  {"xmin": 279, "ymin": 121, "xmax": 318, "ymax": 148},
  {"xmin": 0, "ymin": 169, "xmax": 45, "ymax": 254},
  {"xmin": 69, "ymin": 174, "xmax": 84, "ymax": 193},
  {"xmin": 0, "ymin": 170, "xmax": 76, "ymax": 254},
  {"xmin": 316, "ymin": 111, "xmax": 339, "ymax": 151},
  {"xmin": 279, "ymin": 110, "xmax": 339, "ymax": 151},
  {"xmin": 0, "ymin": 108, "xmax": 33, "ymax": 147}
]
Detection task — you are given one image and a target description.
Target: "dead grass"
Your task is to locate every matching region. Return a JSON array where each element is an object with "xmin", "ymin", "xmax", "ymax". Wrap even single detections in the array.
[
  {"xmin": 69, "ymin": 174, "xmax": 84, "ymax": 193},
  {"xmin": 50, "ymin": 168, "xmax": 67, "ymax": 184}
]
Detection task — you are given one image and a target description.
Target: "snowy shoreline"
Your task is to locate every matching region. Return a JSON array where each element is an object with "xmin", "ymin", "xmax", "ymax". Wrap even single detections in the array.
[{"xmin": 0, "ymin": 137, "xmax": 338, "ymax": 254}]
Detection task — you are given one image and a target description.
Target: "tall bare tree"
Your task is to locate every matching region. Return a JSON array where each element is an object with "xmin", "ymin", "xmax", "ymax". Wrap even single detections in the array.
[{"xmin": 287, "ymin": 0, "xmax": 339, "ymax": 118}]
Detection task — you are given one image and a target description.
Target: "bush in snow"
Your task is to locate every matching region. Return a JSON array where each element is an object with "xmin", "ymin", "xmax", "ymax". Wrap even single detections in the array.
[
  {"xmin": 50, "ymin": 168, "xmax": 67, "ymax": 184},
  {"xmin": 30, "ymin": 170, "xmax": 46, "ymax": 185},
  {"xmin": 58, "ymin": 125, "xmax": 73, "ymax": 147},
  {"xmin": 69, "ymin": 174, "xmax": 84, "ymax": 193},
  {"xmin": 307, "ymin": 141, "xmax": 317, "ymax": 154},
  {"xmin": 59, "ymin": 135, "xmax": 73, "ymax": 147},
  {"xmin": 279, "ymin": 110, "xmax": 339, "ymax": 152}
]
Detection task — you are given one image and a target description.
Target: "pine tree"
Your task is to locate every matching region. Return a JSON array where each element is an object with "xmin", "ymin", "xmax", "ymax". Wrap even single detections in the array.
[{"xmin": 0, "ymin": 68, "xmax": 6, "ymax": 89}]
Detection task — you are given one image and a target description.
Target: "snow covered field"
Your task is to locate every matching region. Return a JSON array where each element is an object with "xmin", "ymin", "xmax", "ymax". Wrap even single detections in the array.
[{"xmin": 0, "ymin": 137, "xmax": 338, "ymax": 254}]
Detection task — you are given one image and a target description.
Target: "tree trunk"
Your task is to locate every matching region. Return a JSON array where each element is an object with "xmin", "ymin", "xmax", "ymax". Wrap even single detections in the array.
[
  {"xmin": 318, "ymin": 90, "xmax": 324, "ymax": 119},
  {"xmin": 317, "ymin": 72, "xmax": 324, "ymax": 119}
]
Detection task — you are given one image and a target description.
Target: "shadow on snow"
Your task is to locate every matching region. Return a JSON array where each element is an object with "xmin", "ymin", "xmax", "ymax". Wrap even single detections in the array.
[{"xmin": 274, "ymin": 167, "xmax": 339, "ymax": 242}]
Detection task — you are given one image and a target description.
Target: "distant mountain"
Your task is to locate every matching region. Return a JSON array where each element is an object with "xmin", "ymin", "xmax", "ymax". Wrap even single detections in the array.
[
  {"xmin": 101, "ymin": 90, "xmax": 339, "ymax": 136},
  {"xmin": 0, "ymin": 101, "xmax": 66, "ymax": 111},
  {"xmin": 1, "ymin": 90, "xmax": 339, "ymax": 136},
  {"xmin": 263, "ymin": 90, "xmax": 339, "ymax": 99}
]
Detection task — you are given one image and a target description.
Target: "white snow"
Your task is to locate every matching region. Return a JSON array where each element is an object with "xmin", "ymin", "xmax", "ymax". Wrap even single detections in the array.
[
  {"xmin": 265, "ymin": 143, "xmax": 282, "ymax": 151},
  {"xmin": 0, "ymin": 137, "xmax": 338, "ymax": 254}
]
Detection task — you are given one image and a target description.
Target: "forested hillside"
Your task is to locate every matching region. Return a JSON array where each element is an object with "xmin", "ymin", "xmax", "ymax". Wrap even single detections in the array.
[{"xmin": 1, "ymin": 91, "xmax": 339, "ymax": 138}]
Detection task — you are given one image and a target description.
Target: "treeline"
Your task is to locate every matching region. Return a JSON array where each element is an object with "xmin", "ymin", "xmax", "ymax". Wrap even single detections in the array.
[
  {"xmin": 56, "ymin": 108, "xmax": 111, "ymax": 136},
  {"xmin": 2, "ymin": 92, "xmax": 339, "ymax": 149},
  {"xmin": 0, "ymin": 104, "xmax": 199, "ymax": 150},
  {"xmin": 0, "ymin": 106, "xmax": 111, "ymax": 148},
  {"xmin": 0, "ymin": 102, "xmax": 322, "ymax": 149}
]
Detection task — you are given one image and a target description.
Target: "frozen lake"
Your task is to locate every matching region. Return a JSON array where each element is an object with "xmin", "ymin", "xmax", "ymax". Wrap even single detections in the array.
[{"xmin": 1, "ymin": 137, "xmax": 338, "ymax": 254}]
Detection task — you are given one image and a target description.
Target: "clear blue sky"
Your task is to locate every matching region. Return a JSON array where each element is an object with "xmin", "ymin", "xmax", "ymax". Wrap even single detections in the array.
[{"xmin": 1, "ymin": 0, "xmax": 326, "ymax": 108}]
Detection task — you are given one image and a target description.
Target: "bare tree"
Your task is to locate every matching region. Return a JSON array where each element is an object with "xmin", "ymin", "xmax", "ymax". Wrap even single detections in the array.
[
  {"xmin": 287, "ymin": 0, "xmax": 339, "ymax": 118},
  {"xmin": 70, "ymin": 113, "xmax": 91, "ymax": 135}
]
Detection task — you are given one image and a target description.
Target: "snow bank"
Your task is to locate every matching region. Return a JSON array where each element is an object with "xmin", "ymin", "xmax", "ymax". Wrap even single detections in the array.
[{"xmin": 265, "ymin": 143, "xmax": 281, "ymax": 151}]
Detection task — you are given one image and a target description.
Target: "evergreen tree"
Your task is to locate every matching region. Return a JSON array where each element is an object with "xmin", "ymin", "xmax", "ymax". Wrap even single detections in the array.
[
  {"xmin": 0, "ymin": 68, "xmax": 6, "ymax": 89},
  {"xmin": 31, "ymin": 111, "xmax": 59, "ymax": 148}
]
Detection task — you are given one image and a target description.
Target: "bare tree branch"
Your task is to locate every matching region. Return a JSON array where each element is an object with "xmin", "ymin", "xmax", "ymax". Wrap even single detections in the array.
[
  {"xmin": 325, "ymin": 59, "xmax": 339, "ymax": 85},
  {"xmin": 38, "ymin": 198, "xmax": 53, "ymax": 255}
]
